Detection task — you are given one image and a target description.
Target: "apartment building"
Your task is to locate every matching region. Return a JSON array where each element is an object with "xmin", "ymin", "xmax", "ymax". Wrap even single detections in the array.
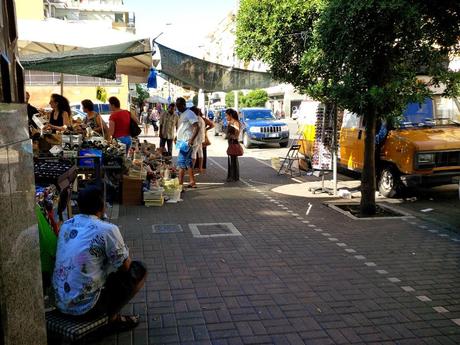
[{"xmin": 15, "ymin": 0, "xmax": 133, "ymax": 107}]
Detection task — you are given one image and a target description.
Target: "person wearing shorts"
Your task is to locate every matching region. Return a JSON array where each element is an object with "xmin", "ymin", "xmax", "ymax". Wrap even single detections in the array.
[
  {"xmin": 175, "ymin": 97, "xmax": 199, "ymax": 189},
  {"xmin": 53, "ymin": 186, "xmax": 146, "ymax": 330}
]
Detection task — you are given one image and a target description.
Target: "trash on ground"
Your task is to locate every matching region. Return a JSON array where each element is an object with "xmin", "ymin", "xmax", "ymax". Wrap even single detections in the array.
[
  {"xmin": 420, "ymin": 208, "xmax": 434, "ymax": 213},
  {"xmin": 338, "ymin": 189, "xmax": 352, "ymax": 199}
]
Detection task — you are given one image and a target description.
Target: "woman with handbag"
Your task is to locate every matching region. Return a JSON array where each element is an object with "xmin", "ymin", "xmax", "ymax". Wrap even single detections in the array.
[{"xmin": 225, "ymin": 108, "xmax": 243, "ymax": 182}]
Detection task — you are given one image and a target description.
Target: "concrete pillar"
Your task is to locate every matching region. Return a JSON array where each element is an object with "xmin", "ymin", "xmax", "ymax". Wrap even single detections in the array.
[
  {"xmin": 0, "ymin": 104, "xmax": 48, "ymax": 345},
  {"xmin": 0, "ymin": 1, "xmax": 47, "ymax": 343}
]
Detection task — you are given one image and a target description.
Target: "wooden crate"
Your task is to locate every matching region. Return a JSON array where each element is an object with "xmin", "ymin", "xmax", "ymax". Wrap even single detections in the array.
[{"xmin": 122, "ymin": 175, "xmax": 143, "ymax": 205}]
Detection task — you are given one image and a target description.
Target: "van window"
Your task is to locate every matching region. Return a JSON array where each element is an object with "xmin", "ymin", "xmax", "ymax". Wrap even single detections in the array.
[
  {"xmin": 342, "ymin": 111, "xmax": 360, "ymax": 128},
  {"xmin": 402, "ymin": 98, "xmax": 433, "ymax": 125},
  {"xmin": 433, "ymin": 96, "xmax": 460, "ymax": 123},
  {"xmin": 298, "ymin": 101, "xmax": 320, "ymax": 124}
]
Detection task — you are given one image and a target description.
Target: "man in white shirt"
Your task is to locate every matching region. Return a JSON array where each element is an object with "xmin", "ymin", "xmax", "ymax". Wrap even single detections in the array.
[{"xmin": 175, "ymin": 97, "xmax": 199, "ymax": 188}]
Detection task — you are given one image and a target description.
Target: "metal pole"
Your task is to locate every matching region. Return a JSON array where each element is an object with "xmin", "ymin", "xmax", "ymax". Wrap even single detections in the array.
[
  {"xmin": 332, "ymin": 105, "xmax": 338, "ymax": 195},
  {"xmin": 234, "ymin": 90, "xmax": 238, "ymax": 109},
  {"xmin": 60, "ymin": 73, "xmax": 64, "ymax": 95},
  {"xmin": 168, "ymin": 78, "xmax": 171, "ymax": 103}
]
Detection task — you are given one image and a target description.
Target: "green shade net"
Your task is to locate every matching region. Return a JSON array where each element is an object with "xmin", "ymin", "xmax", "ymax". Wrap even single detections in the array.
[
  {"xmin": 20, "ymin": 40, "xmax": 150, "ymax": 80},
  {"xmin": 156, "ymin": 43, "xmax": 278, "ymax": 92}
]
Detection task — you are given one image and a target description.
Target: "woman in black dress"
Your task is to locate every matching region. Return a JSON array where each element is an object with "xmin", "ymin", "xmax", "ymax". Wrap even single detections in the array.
[
  {"xmin": 46, "ymin": 93, "xmax": 71, "ymax": 132},
  {"xmin": 226, "ymin": 108, "xmax": 241, "ymax": 182}
]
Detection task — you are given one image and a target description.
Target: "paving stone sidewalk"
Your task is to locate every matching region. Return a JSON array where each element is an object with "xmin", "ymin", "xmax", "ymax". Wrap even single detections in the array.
[{"xmin": 85, "ymin": 155, "xmax": 460, "ymax": 345}]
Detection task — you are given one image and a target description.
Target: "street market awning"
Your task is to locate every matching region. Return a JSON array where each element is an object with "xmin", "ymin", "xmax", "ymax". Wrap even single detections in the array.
[
  {"xmin": 20, "ymin": 40, "xmax": 152, "ymax": 80},
  {"xmin": 156, "ymin": 43, "xmax": 278, "ymax": 92}
]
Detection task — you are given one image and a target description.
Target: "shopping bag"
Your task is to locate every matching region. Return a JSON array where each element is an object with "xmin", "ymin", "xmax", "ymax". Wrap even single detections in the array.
[
  {"xmin": 176, "ymin": 140, "xmax": 190, "ymax": 153},
  {"xmin": 35, "ymin": 206, "xmax": 58, "ymax": 274}
]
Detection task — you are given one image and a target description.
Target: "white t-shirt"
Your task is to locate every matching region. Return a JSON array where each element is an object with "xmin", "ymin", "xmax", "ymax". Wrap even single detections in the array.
[
  {"xmin": 193, "ymin": 117, "xmax": 206, "ymax": 147},
  {"xmin": 177, "ymin": 109, "xmax": 198, "ymax": 142}
]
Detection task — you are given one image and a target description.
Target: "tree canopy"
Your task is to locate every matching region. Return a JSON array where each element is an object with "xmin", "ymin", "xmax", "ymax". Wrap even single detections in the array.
[
  {"xmin": 236, "ymin": 0, "xmax": 460, "ymax": 214},
  {"xmin": 134, "ymin": 84, "xmax": 149, "ymax": 107},
  {"xmin": 237, "ymin": 0, "xmax": 459, "ymax": 115},
  {"xmin": 226, "ymin": 90, "xmax": 268, "ymax": 108},
  {"xmin": 242, "ymin": 89, "xmax": 269, "ymax": 107}
]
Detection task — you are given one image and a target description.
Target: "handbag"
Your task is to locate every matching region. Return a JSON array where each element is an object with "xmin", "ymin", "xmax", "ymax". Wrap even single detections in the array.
[
  {"xmin": 203, "ymin": 135, "xmax": 211, "ymax": 147},
  {"xmin": 129, "ymin": 117, "xmax": 141, "ymax": 137},
  {"xmin": 227, "ymin": 142, "xmax": 243, "ymax": 156}
]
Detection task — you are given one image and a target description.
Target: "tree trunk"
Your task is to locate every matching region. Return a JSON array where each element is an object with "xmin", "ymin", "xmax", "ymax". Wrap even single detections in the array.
[{"xmin": 360, "ymin": 110, "xmax": 377, "ymax": 215}]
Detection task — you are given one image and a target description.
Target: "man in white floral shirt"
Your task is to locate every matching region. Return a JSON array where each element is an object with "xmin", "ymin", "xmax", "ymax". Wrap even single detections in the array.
[{"xmin": 53, "ymin": 186, "xmax": 146, "ymax": 330}]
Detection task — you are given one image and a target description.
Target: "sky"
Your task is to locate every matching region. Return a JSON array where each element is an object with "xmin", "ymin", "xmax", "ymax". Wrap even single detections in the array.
[{"xmin": 124, "ymin": 0, "xmax": 237, "ymax": 57}]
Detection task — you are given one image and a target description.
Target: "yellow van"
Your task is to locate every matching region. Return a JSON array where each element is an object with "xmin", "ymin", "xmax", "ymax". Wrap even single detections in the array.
[
  {"xmin": 299, "ymin": 96, "xmax": 460, "ymax": 197},
  {"xmin": 296, "ymin": 100, "xmax": 322, "ymax": 159}
]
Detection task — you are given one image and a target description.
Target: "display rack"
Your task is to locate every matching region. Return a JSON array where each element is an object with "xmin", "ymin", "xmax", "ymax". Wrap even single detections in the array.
[{"xmin": 309, "ymin": 104, "xmax": 335, "ymax": 195}]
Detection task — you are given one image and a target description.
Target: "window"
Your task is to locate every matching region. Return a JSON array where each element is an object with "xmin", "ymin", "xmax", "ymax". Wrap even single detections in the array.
[
  {"xmin": 341, "ymin": 110, "xmax": 360, "ymax": 129},
  {"xmin": 433, "ymin": 96, "xmax": 460, "ymax": 123}
]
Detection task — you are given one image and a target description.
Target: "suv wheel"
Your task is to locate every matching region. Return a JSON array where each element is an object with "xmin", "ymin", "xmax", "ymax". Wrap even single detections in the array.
[
  {"xmin": 243, "ymin": 133, "xmax": 252, "ymax": 148},
  {"xmin": 280, "ymin": 141, "xmax": 289, "ymax": 148},
  {"xmin": 378, "ymin": 166, "xmax": 402, "ymax": 198}
]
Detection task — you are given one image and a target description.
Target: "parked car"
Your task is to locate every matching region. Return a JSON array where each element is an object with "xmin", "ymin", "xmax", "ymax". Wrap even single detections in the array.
[
  {"xmin": 71, "ymin": 103, "xmax": 111, "ymax": 124},
  {"xmin": 71, "ymin": 108, "xmax": 87, "ymax": 122},
  {"xmin": 213, "ymin": 109, "xmax": 228, "ymax": 136},
  {"xmin": 239, "ymin": 108, "xmax": 290, "ymax": 148}
]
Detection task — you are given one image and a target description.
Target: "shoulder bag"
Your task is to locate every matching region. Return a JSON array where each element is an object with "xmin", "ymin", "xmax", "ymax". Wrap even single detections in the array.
[
  {"xmin": 129, "ymin": 115, "xmax": 142, "ymax": 137},
  {"xmin": 227, "ymin": 141, "xmax": 243, "ymax": 157}
]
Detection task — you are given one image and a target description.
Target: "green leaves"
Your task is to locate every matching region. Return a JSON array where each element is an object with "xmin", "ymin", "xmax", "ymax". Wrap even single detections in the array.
[
  {"xmin": 236, "ymin": 0, "xmax": 459, "ymax": 117},
  {"xmin": 241, "ymin": 89, "xmax": 269, "ymax": 107}
]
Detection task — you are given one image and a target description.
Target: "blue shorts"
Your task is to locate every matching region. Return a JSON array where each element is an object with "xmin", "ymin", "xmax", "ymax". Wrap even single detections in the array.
[
  {"xmin": 177, "ymin": 148, "xmax": 193, "ymax": 169},
  {"xmin": 117, "ymin": 136, "xmax": 132, "ymax": 153}
]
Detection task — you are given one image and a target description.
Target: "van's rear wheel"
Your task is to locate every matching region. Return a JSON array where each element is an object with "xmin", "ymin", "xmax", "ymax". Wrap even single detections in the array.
[{"xmin": 378, "ymin": 167, "xmax": 402, "ymax": 198}]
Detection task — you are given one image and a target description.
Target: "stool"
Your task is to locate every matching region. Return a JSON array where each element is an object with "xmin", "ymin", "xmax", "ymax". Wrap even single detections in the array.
[{"xmin": 46, "ymin": 309, "xmax": 108, "ymax": 343}]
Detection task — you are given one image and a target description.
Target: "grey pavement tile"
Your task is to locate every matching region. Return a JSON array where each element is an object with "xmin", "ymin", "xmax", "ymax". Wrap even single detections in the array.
[{"xmin": 108, "ymin": 156, "xmax": 460, "ymax": 344}]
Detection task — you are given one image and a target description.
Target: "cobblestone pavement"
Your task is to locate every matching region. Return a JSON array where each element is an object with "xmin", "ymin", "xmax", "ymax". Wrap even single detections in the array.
[{"xmin": 85, "ymin": 152, "xmax": 460, "ymax": 345}]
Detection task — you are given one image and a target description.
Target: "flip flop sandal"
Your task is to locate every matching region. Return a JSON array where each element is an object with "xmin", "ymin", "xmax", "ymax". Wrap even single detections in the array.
[
  {"xmin": 109, "ymin": 314, "xmax": 140, "ymax": 332},
  {"xmin": 187, "ymin": 184, "xmax": 197, "ymax": 189}
]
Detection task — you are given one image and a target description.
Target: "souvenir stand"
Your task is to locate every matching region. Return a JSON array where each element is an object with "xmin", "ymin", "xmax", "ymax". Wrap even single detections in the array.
[
  {"xmin": 309, "ymin": 104, "xmax": 343, "ymax": 195},
  {"xmin": 123, "ymin": 139, "xmax": 181, "ymax": 207},
  {"xmin": 32, "ymin": 113, "xmax": 127, "ymax": 231}
]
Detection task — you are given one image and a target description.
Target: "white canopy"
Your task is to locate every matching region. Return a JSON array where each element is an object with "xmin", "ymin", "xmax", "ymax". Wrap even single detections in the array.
[{"xmin": 17, "ymin": 18, "xmax": 155, "ymax": 79}]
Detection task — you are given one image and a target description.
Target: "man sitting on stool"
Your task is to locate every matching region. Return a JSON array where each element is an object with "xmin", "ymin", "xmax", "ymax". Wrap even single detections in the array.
[{"xmin": 52, "ymin": 185, "xmax": 146, "ymax": 330}]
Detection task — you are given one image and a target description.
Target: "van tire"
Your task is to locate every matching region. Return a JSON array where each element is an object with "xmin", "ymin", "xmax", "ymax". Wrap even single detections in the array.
[
  {"xmin": 280, "ymin": 141, "xmax": 289, "ymax": 148},
  {"xmin": 378, "ymin": 166, "xmax": 402, "ymax": 198}
]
